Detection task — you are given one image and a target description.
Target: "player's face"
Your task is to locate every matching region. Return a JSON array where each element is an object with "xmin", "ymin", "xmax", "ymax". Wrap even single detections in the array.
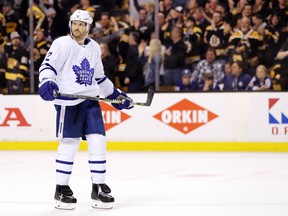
[{"xmin": 71, "ymin": 21, "xmax": 87, "ymax": 40}]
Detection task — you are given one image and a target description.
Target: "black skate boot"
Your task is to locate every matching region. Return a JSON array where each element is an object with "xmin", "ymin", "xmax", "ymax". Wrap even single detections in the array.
[
  {"xmin": 54, "ymin": 185, "xmax": 77, "ymax": 210},
  {"xmin": 91, "ymin": 183, "xmax": 114, "ymax": 209}
]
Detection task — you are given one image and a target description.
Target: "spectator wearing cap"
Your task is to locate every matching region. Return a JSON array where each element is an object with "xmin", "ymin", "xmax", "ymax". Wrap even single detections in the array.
[
  {"xmin": 175, "ymin": 69, "xmax": 194, "ymax": 91},
  {"xmin": 4, "ymin": 31, "xmax": 29, "ymax": 93}
]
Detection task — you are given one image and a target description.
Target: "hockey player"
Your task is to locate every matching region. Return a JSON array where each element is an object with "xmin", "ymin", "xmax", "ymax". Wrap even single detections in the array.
[{"xmin": 38, "ymin": 9, "xmax": 133, "ymax": 210}]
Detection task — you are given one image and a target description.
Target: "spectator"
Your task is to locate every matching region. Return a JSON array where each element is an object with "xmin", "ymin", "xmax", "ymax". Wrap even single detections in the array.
[
  {"xmin": 163, "ymin": 26, "xmax": 186, "ymax": 85},
  {"xmin": 175, "ymin": 69, "xmax": 193, "ymax": 91},
  {"xmin": 159, "ymin": 0, "xmax": 174, "ymax": 18},
  {"xmin": 80, "ymin": 0, "xmax": 96, "ymax": 21},
  {"xmin": 228, "ymin": 16, "xmax": 264, "ymax": 76},
  {"xmin": 41, "ymin": 0, "xmax": 56, "ymax": 41},
  {"xmin": 2, "ymin": 1, "xmax": 22, "ymax": 36},
  {"xmin": 132, "ymin": 7, "xmax": 154, "ymax": 42},
  {"xmin": 191, "ymin": 72, "xmax": 221, "ymax": 91},
  {"xmin": 224, "ymin": 61, "xmax": 232, "ymax": 76},
  {"xmin": 247, "ymin": 64, "xmax": 273, "ymax": 91},
  {"xmin": 252, "ymin": 0, "xmax": 270, "ymax": 18},
  {"xmin": 26, "ymin": 0, "xmax": 47, "ymax": 33},
  {"xmin": 0, "ymin": 11, "xmax": 6, "ymax": 39},
  {"xmin": 100, "ymin": 42, "xmax": 117, "ymax": 85},
  {"xmin": 223, "ymin": 61, "xmax": 251, "ymax": 91},
  {"xmin": 204, "ymin": 10, "xmax": 231, "ymax": 62},
  {"xmin": 122, "ymin": 31, "xmax": 144, "ymax": 92},
  {"xmin": 143, "ymin": 36, "xmax": 164, "ymax": 88},
  {"xmin": 50, "ymin": 0, "xmax": 70, "ymax": 40},
  {"xmin": 191, "ymin": 47, "xmax": 225, "ymax": 88},
  {"xmin": 184, "ymin": 0, "xmax": 199, "ymax": 18},
  {"xmin": 4, "ymin": 31, "xmax": 29, "ymax": 94},
  {"xmin": 201, "ymin": 73, "xmax": 220, "ymax": 91},
  {"xmin": 95, "ymin": 12, "xmax": 119, "ymax": 36},
  {"xmin": 272, "ymin": 0, "xmax": 288, "ymax": 35},
  {"xmin": 251, "ymin": 13, "xmax": 266, "ymax": 36},
  {"xmin": 94, "ymin": 12, "xmax": 119, "ymax": 56},
  {"xmin": 183, "ymin": 16, "xmax": 203, "ymax": 71},
  {"xmin": 242, "ymin": 3, "xmax": 253, "ymax": 18},
  {"xmin": 228, "ymin": 0, "xmax": 246, "ymax": 16},
  {"xmin": 275, "ymin": 38, "xmax": 288, "ymax": 90},
  {"xmin": 204, "ymin": 0, "xmax": 220, "ymax": 17},
  {"xmin": 262, "ymin": 12, "xmax": 282, "ymax": 68},
  {"xmin": 33, "ymin": 28, "xmax": 51, "ymax": 92},
  {"xmin": 218, "ymin": 61, "xmax": 233, "ymax": 90}
]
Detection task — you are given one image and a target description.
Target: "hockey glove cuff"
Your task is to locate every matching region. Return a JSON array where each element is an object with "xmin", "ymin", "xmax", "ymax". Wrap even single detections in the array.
[{"xmin": 39, "ymin": 78, "xmax": 59, "ymax": 101}]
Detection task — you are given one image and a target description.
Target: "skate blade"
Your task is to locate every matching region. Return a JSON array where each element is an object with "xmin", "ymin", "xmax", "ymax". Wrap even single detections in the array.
[
  {"xmin": 55, "ymin": 200, "xmax": 75, "ymax": 210},
  {"xmin": 91, "ymin": 200, "xmax": 113, "ymax": 209}
]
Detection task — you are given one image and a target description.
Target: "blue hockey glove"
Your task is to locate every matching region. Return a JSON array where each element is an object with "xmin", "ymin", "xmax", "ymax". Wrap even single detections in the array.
[
  {"xmin": 39, "ymin": 78, "xmax": 59, "ymax": 101},
  {"xmin": 107, "ymin": 88, "xmax": 134, "ymax": 110}
]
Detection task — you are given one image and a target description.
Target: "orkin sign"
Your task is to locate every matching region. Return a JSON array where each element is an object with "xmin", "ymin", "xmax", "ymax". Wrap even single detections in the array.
[
  {"xmin": 153, "ymin": 99, "xmax": 218, "ymax": 134},
  {"xmin": 100, "ymin": 102, "xmax": 131, "ymax": 131}
]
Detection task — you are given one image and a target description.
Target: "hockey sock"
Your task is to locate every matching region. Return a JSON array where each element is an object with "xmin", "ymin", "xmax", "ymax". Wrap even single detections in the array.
[
  {"xmin": 56, "ymin": 138, "xmax": 80, "ymax": 185},
  {"xmin": 86, "ymin": 134, "xmax": 107, "ymax": 184}
]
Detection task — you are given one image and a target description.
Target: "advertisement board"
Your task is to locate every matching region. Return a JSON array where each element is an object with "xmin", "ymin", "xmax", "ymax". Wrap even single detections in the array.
[{"xmin": 0, "ymin": 93, "xmax": 287, "ymax": 151}]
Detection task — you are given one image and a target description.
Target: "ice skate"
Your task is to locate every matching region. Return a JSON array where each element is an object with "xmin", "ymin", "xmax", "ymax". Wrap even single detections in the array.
[
  {"xmin": 54, "ymin": 185, "xmax": 77, "ymax": 210},
  {"xmin": 91, "ymin": 183, "xmax": 114, "ymax": 209}
]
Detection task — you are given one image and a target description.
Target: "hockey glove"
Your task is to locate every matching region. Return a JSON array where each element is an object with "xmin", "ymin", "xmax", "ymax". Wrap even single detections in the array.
[
  {"xmin": 107, "ymin": 88, "xmax": 134, "ymax": 110},
  {"xmin": 39, "ymin": 78, "xmax": 59, "ymax": 101}
]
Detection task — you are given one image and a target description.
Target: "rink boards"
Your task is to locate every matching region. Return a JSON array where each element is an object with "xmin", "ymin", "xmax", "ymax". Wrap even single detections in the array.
[{"xmin": 0, "ymin": 92, "xmax": 287, "ymax": 151}]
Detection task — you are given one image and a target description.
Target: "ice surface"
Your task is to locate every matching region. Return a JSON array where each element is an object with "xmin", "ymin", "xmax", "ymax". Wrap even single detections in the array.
[{"xmin": 0, "ymin": 151, "xmax": 288, "ymax": 216}]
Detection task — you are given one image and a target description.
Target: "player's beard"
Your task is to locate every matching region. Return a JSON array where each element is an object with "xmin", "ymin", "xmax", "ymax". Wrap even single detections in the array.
[{"xmin": 72, "ymin": 29, "xmax": 86, "ymax": 42}]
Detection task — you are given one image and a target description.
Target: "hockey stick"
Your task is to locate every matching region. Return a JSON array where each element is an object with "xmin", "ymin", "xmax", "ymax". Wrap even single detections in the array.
[{"xmin": 55, "ymin": 86, "xmax": 155, "ymax": 107}]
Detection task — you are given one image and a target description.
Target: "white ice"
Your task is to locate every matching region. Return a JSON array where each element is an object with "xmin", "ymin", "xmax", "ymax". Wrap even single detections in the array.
[{"xmin": 0, "ymin": 151, "xmax": 288, "ymax": 216}]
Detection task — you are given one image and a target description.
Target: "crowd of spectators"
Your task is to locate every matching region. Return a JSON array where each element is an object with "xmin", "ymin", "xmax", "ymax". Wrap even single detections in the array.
[{"xmin": 0, "ymin": 0, "xmax": 287, "ymax": 94}]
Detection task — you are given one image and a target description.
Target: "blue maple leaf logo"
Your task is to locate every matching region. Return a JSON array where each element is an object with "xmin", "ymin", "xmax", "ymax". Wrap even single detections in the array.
[{"xmin": 72, "ymin": 58, "xmax": 94, "ymax": 86}]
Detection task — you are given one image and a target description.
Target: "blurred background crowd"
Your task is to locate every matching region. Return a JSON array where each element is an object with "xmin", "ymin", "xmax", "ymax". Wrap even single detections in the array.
[{"xmin": 0, "ymin": 0, "xmax": 288, "ymax": 94}]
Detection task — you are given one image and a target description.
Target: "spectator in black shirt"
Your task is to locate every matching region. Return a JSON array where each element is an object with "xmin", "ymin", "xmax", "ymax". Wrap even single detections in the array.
[
  {"xmin": 163, "ymin": 26, "xmax": 186, "ymax": 85},
  {"xmin": 100, "ymin": 42, "xmax": 117, "ymax": 85}
]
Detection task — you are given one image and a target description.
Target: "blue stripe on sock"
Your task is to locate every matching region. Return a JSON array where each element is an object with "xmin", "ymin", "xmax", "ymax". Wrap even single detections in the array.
[
  {"xmin": 56, "ymin": 159, "xmax": 74, "ymax": 165},
  {"xmin": 56, "ymin": 169, "xmax": 72, "ymax": 175},
  {"xmin": 88, "ymin": 160, "xmax": 106, "ymax": 164},
  {"xmin": 91, "ymin": 170, "xmax": 106, "ymax": 174}
]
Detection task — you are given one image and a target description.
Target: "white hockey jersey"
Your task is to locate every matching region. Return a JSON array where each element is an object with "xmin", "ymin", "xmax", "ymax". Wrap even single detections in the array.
[{"xmin": 39, "ymin": 35, "xmax": 114, "ymax": 106}]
